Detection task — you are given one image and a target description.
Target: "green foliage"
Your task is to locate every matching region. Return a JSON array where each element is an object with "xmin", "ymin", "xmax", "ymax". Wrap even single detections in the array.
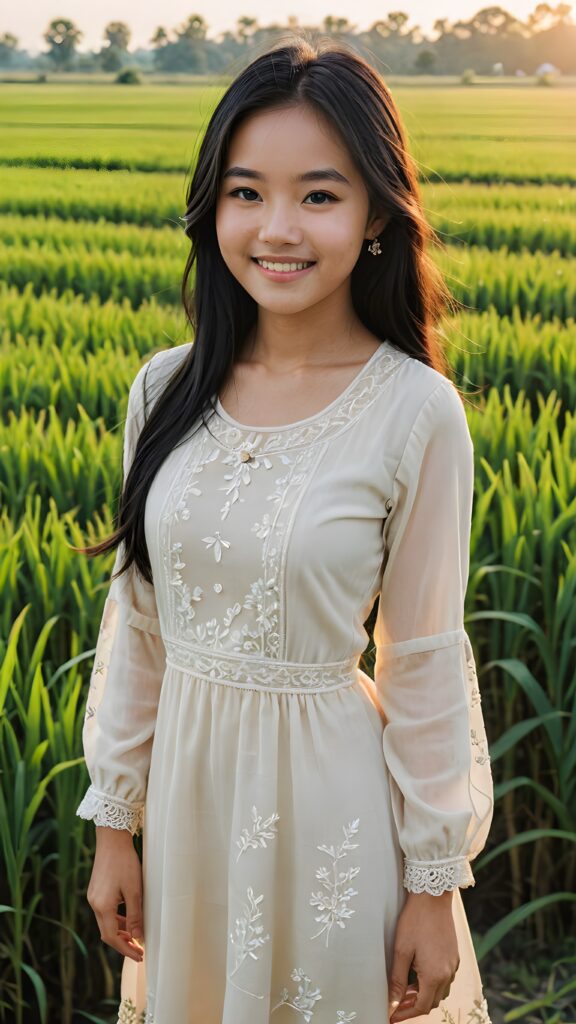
[{"xmin": 115, "ymin": 68, "xmax": 141, "ymax": 85}]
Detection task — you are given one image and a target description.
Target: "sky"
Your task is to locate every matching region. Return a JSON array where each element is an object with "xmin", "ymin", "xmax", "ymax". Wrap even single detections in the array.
[{"xmin": 6, "ymin": 0, "xmax": 547, "ymax": 54}]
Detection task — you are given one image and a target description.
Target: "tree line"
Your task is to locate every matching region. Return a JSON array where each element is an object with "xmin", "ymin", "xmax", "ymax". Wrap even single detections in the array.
[{"xmin": 0, "ymin": 4, "xmax": 574, "ymax": 76}]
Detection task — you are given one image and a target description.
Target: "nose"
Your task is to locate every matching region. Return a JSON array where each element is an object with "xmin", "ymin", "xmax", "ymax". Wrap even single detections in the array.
[{"xmin": 257, "ymin": 202, "xmax": 303, "ymax": 247}]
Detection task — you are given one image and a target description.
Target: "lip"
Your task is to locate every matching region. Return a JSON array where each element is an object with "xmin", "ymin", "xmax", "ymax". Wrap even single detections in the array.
[{"xmin": 251, "ymin": 256, "xmax": 316, "ymax": 281}]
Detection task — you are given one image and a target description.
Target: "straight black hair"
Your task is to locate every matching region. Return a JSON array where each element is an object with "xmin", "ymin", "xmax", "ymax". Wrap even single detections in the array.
[{"xmin": 77, "ymin": 35, "xmax": 461, "ymax": 585}]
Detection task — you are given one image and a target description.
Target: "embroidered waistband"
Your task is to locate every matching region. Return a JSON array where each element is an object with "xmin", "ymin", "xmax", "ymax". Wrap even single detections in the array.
[{"xmin": 164, "ymin": 638, "xmax": 359, "ymax": 694}]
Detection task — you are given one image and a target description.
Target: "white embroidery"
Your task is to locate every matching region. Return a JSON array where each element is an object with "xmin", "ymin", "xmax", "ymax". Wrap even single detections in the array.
[
  {"xmin": 471, "ymin": 728, "xmax": 491, "ymax": 765},
  {"xmin": 235, "ymin": 804, "xmax": 280, "ymax": 860},
  {"xmin": 213, "ymin": 582, "xmax": 223, "ymax": 593},
  {"xmin": 209, "ymin": 341, "xmax": 406, "ymax": 455},
  {"xmin": 202, "ymin": 530, "xmax": 231, "ymax": 562},
  {"xmin": 271, "ymin": 967, "xmax": 323, "ymax": 1020},
  {"xmin": 164, "ymin": 639, "xmax": 359, "ymax": 693},
  {"xmin": 309, "ymin": 819, "xmax": 360, "ymax": 946},
  {"xmin": 441, "ymin": 995, "xmax": 492, "ymax": 1024},
  {"xmin": 404, "ymin": 857, "xmax": 475, "ymax": 894},
  {"xmin": 228, "ymin": 886, "xmax": 270, "ymax": 978},
  {"xmin": 160, "ymin": 341, "xmax": 406, "ymax": 658},
  {"xmin": 168, "ymin": 540, "xmax": 203, "ymax": 629},
  {"xmin": 336, "ymin": 1013, "xmax": 358, "ymax": 1023},
  {"xmin": 76, "ymin": 785, "xmax": 143, "ymax": 836}
]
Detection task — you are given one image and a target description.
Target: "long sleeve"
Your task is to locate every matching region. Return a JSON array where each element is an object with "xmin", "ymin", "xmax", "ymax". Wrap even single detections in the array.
[
  {"xmin": 76, "ymin": 359, "xmax": 166, "ymax": 837},
  {"xmin": 374, "ymin": 378, "xmax": 494, "ymax": 895}
]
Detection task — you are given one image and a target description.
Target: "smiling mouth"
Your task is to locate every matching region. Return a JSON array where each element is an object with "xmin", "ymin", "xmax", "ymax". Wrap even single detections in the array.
[{"xmin": 251, "ymin": 257, "xmax": 316, "ymax": 273}]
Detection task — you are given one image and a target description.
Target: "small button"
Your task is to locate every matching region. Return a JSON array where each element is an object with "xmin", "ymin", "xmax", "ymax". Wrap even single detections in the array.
[{"xmin": 239, "ymin": 450, "xmax": 252, "ymax": 462}]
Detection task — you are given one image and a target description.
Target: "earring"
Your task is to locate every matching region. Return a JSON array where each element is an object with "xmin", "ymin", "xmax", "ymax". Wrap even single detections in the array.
[{"xmin": 367, "ymin": 237, "xmax": 381, "ymax": 256}]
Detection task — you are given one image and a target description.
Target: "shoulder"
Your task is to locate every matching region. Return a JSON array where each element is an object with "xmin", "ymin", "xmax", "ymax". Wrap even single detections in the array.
[
  {"xmin": 127, "ymin": 343, "xmax": 193, "ymax": 425},
  {"xmin": 391, "ymin": 351, "xmax": 470, "ymax": 438}
]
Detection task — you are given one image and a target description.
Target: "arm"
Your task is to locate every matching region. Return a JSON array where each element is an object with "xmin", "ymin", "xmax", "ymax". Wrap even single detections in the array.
[
  {"xmin": 374, "ymin": 380, "xmax": 494, "ymax": 1019},
  {"xmin": 76, "ymin": 358, "xmax": 166, "ymax": 837}
]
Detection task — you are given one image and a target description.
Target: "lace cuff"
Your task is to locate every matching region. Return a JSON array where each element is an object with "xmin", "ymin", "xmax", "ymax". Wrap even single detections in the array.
[
  {"xmin": 76, "ymin": 784, "xmax": 144, "ymax": 836},
  {"xmin": 403, "ymin": 856, "xmax": 475, "ymax": 895}
]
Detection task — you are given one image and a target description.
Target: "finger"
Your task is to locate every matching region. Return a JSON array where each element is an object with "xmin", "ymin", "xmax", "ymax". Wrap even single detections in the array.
[
  {"xmin": 125, "ymin": 890, "xmax": 145, "ymax": 941},
  {"xmin": 388, "ymin": 947, "xmax": 413, "ymax": 1017},
  {"xmin": 401, "ymin": 976, "xmax": 436, "ymax": 1020},
  {"xmin": 96, "ymin": 907, "xmax": 144, "ymax": 962}
]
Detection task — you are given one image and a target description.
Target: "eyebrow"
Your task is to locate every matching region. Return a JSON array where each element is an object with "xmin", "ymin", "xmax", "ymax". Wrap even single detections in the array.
[{"xmin": 222, "ymin": 165, "xmax": 351, "ymax": 186}]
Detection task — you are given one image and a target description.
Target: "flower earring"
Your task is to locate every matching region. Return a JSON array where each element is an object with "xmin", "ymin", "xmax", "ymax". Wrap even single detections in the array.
[{"xmin": 367, "ymin": 237, "xmax": 381, "ymax": 256}]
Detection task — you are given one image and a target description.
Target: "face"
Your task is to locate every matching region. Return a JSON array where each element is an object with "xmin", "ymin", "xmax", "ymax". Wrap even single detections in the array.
[{"xmin": 215, "ymin": 103, "xmax": 387, "ymax": 317}]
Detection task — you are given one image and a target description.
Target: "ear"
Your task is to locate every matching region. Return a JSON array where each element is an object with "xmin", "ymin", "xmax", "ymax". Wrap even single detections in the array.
[{"xmin": 365, "ymin": 212, "xmax": 390, "ymax": 240}]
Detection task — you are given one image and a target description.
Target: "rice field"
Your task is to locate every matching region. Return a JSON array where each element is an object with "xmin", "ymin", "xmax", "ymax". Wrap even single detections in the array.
[{"xmin": 1, "ymin": 76, "xmax": 575, "ymax": 1024}]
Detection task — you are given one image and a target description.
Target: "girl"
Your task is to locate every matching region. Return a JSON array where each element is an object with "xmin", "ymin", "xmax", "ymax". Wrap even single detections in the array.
[{"xmin": 76, "ymin": 37, "xmax": 494, "ymax": 1024}]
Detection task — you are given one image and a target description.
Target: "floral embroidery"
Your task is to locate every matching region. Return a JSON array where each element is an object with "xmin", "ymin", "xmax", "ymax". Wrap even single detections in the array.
[
  {"xmin": 118, "ymin": 996, "xmax": 148, "ymax": 1023},
  {"xmin": 271, "ymin": 967, "xmax": 323, "ymax": 1020},
  {"xmin": 202, "ymin": 530, "xmax": 231, "ymax": 562},
  {"xmin": 235, "ymin": 804, "xmax": 280, "ymax": 860},
  {"xmin": 336, "ymin": 1013, "xmax": 358, "ymax": 1023},
  {"xmin": 309, "ymin": 819, "xmax": 360, "ymax": 946},
  {"xmin": 168, "ymin": 540, "xmax": 203, "ymax": 629},
  {"xmin": 219, "ymin": 445, "xmax": 275, "ymax": 519},
  {"xmin": 228, "ymin": 886, "xmax": 270, "ymax": 979},
  {"xmin": 440, "ymin": 995, "xmax": 492, "ymax": 1024},
  {"xmin": 213, "ymin": 582, "xmax": 223, "ymax": 593},
  {"xmin": 471, "ymin": 728, "xmax": 491, "ymax": 765},
  {"xmin": 164, "ymin": 639, "xmax": 358, "ymax": 694}
]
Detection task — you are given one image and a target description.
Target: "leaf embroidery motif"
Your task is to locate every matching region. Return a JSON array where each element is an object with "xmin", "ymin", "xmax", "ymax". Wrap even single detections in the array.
[
  {"xmin": 270, "ymin": 967, "xmax": 322, "ymax": 1021},
  {"xmin": 235, "ymin": 804, "xmax": 280, "ymax": 861},
  {"xmin": 228, "ymin": 886, "xmax": 270, "ymax": 978},
  {"xmin": 202, "ymin": 530, "xmax": 231, "ymax": 562},
  {"xmin": 309, "ymin": 819, "xmax": 360, "ymax": 946}
]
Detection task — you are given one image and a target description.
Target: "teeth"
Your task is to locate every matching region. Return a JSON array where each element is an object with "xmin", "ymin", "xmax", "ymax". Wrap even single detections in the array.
[{"xmin": 256, "ymin": 259, "xmax": 313, "ymax": 272}]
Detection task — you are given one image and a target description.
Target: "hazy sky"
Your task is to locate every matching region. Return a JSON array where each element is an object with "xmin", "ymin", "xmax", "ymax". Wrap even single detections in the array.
[{"xmin": 8, "ymin": 0, "xmax": 544, "ymax": 53}]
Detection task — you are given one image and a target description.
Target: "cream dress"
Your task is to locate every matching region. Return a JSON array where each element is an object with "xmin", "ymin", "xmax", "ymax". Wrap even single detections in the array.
[{"xmin": 76, "ymin": 339, "xmax": 494, "ymax": 1024}]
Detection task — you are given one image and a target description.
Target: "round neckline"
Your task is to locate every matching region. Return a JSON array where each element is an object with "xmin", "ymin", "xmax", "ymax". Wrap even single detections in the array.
[{"xmin": 214, "ymin": 341, "xmax": 391, "ymax": 432}]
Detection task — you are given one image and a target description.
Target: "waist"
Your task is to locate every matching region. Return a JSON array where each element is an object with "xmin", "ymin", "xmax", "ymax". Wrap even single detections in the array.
[{"xmin": 164, "ymin": 637, "xmax": 359, "ymax": 694}]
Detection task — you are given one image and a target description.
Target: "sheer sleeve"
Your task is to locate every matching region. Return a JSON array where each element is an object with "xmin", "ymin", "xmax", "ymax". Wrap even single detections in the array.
[
  {"xmin": 75, "ymin": 358, "xmax": 166, "ymax": 837},
  {"xmin": 374, "ymin": 379, "xmax": 494, "ymax": 895}
]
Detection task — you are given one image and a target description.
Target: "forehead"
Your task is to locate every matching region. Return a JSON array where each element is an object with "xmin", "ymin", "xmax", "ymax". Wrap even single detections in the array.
[{"xmin": 225, "ymin": 104, "xmax": 356, "ymax": 178}]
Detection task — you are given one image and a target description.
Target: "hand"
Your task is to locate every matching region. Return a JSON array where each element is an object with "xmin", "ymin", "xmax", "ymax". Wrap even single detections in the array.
[
  {"xmin": 388, "ymin": 890, "xmax": 459, "ymax": 1022},
  {"xmin": 87, "ymin": 827, "xmax": 145, "ymax": 963}
]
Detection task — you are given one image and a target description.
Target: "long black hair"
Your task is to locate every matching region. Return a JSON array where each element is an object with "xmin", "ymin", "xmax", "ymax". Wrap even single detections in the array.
[{"xmin": 78, "ymin": 35, "xmax": 460, "ymax": 586}]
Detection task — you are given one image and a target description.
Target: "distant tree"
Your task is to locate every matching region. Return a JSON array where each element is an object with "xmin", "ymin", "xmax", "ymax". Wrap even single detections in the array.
[
  {"xmin": 43, "ymin": 18, "xmax": 82, "ymax": 69},
  {"xmin": 236, "ymin": 16, "xmax": 258, "ymax": 44},
  {"xmin": 101, "ymin": 45, "xmax": 123, "ymax": 72},
  {"xmin": 527, "ymin": 2, "xmax": 573, "ymax": 31},
  {"xmin": 104, "ymin": 21, "xmax": 131, "ymax": 50},
  {"xmin": 414, "ymin": 48, "xmax": 436, "ymax": 72},
  {"xmin": 0, "ymin": 32, "xmax": 18, "ymax": 65},
  {"xmin": 178, "ymin": 14, "xmax": 208, "ymax": 40},
  {"xmin": 323, "ymin": 16, "xmax": 356, "ymax": 34},
  {"xmin": 153, "ymin": 14, "xmax": 209, "ymax": 71},
  {"xmin": 150, "ymin": 26, "xmax": 169, "ymax": 48},
  {"xmin": 433, "ymin": 18, "xmax": 452, "ymax": 36}
]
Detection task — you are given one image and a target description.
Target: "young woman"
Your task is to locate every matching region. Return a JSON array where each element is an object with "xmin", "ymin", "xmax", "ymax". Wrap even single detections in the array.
[{"xmin": 76, "ymin": 37, "xmax": 494, "ymax": 1024}]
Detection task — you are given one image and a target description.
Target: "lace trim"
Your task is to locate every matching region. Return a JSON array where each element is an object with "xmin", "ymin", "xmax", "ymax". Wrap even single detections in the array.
[
  {"xmin": 76, "ymin": 784, "xmax": 143, "ymax": 837},
  {"xmin": 403, "ymin": 857, "xmax": 475, "ymax": 895},
  {"xmin": 207, "ymin": 341, "xmax": 407, "ymax": 454},
  {"xmin": 164, "ymin": 637, "xmax": 359, "ymax": 693}
]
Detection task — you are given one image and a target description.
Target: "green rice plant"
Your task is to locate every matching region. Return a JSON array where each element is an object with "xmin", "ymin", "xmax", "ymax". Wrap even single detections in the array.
[
  {"xmin": 0, "ymin": 281, "xmax": 186, "ymax": 356},
  {"xmin": 1, "ymin": 83, "xmax": 574, "ymax": 184},
  {"xmin": 0, "ymin": 213, "xmax": 187, "ymax": 259},
  {"xmin": 1, "ymin": 240, "xmax": 573, "ymax": 319},
  {"xmin": 0, "ymin": 607, "xmax": 86, "ymax": 1024},
  {"xmin": 0, "ymin": 243, "xmax": 183, "ymax": 308}
]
